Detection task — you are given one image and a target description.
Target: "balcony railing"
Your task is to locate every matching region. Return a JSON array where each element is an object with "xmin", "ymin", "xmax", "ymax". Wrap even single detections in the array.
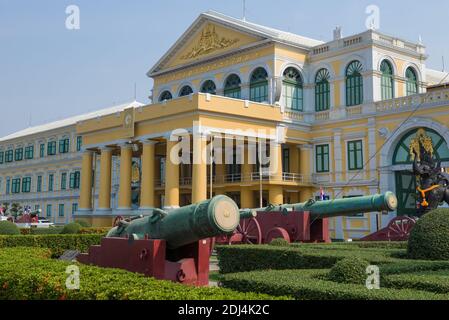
[{"xmin": 376, "ymin": 89, "xmax": 449, "ymax": 113}]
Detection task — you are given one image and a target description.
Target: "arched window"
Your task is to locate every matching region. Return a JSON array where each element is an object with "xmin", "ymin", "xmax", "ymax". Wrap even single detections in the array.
[
  {"xmin": 224, "ymin": 74, "xmax": 242, "ymax": 99},
  {"xmin": 179, "ymin": 85, "xmax": 193, "ymax": 97},
  {"xmin": 346, "ymin": 61, "xmax": 364, "ymax": 106},
  {"xmin": 380, "ymin": 60, "xmax": 394, "ymax": 100},
  {"xmin": 250, "ymin": 67, "xmax": 269, "ymax": 103},
  {"xmin": 315, "ymin": 68, "xmax": 330, "ymax": 111},
  {"xmin": 282, "ymin": 67, "xmax": 303, "ymax": 111},
  {"xmin": 406, "ymin": 67, "xmax": 418, "ymax": 96},
  {"xmin": 159, "ymin": 91, "xmax": 172, "ymax": 102},
  {"xmin": 200, "ymin": 80, "xmax": 216, "ymax": 94}
]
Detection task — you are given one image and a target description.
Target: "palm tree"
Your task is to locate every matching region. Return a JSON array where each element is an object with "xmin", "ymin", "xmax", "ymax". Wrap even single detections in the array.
[{"xmin": 9, "ymin": 203, "xmax": 22, "ymax": 218}]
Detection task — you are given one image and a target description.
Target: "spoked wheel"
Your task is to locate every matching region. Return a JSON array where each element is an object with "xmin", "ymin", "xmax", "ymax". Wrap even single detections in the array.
[
  {"xmin": 113, "ymin": 215, "xmax": 125, "ymax": 227},
  {"xmin": 231, "ymin": 217, "xmax": 262, "ymax": 245},
  {"xmin": 386, "ymin": 216, "xmax": 417, "ymax": 241}
]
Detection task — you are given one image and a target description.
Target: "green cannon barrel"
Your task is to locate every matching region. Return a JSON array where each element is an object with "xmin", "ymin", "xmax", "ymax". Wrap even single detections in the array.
[
  {"xmin": 107, "ymin": 195, "xmax": 240, "ymax": 249},
  {"xmin": 264, "ymin": 192, "xmax": 398, "ymax": 218}
]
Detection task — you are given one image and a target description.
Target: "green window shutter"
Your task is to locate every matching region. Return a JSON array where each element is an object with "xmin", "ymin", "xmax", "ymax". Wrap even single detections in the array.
[
  {"xmin": 48, "ymin": 174, "xmax": 54, "ymax": 191},
  {"xmin": 37, "ymin": 176, "xmax": 42, "ymax": 192},
  {"xmin": 224, "ymin": 74, "xmax": 242, "ymax": 99},
  {"xmin": 380, "ymin": 60, "xmax": 394, "ymax": 100},
  {"xmin": 58, "ymin": 204, "xmax": 65, "ymax": 217},
  {"xmin": 179, "ymin": 86, "xmax": 193, "ymax": 97},
  {"xmin": 250, "ymin": 68, "xmax": 269, "ymax": 103},
  {"xmin": 0, "ymin": 151, "xmax": 4, "ymax": 164},
  {"xmin": 348, "ymin": 140, "xmax": 364, "ymax": 170},
  {"xmin": 316, "ymin": 144, "xmax": 330, "ymax": 173},
  {"xmin": 15, "ymin": 148, "xmax": 23, "ymax": 161},
  {"xmin": 61, "ymin": 173, "xmax": 67, "ymax": 190},
  {"xmin": 282, "ymin": 67, "xmax": 303, "ymax": 111},
  {"xmin": 46, "ymin": 204, "xmax": 52, "ymax": 217},
  {"xmin": 47, "ymin": 141, "xmax": 56, "ymax": 156},
  {"xmin": 76, "ymin": 136, "xmax": 82, "ymax": 151},
  {"xmin": 72, "ymin": 203, "xmax": 78, "ymax": 215},
  {"xmin": 406, "ymin": 67, "xmax": 418, "ymax": 96},
  {"xmin": 315, "ymin": 69, "xmax": 331, "ymax": 111},
  {"xmin": 40, "ymin": 144, "xmax": 45, "ymax": 157},
  {"xmin": 22, "ymin": 177, "xmax": 31, "ymax": 193},
  {"xmin": 345, "ymin": 61, "xmax": 364, "ymax": 106},
  {"xmin": 200, "ymin": 80, "xmax": 217, "ymax": 95}
]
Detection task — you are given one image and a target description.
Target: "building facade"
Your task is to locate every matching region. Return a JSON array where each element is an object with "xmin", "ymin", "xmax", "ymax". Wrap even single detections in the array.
[
  {"xmin": 0, "ymin": 102, "xmax": 143, "ymax": 225},
  {"xmin": 3, "ymin": 11, "xmax": 449, "ymax": 238}
]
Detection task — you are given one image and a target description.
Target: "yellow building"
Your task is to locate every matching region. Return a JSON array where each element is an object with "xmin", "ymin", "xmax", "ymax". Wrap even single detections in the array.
[{"xmin": 3, "ymin": 11, "xmax": 449, "ymax": 239}]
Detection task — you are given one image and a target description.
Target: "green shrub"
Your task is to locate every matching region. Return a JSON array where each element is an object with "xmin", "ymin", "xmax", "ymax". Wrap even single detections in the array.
[
  {"xmin": 0, "ymin": 247, "xmax": 283, "ymax": 300},
  {"xmin": 328, "ymin": 257, "xmax": 370, "ymax": 285},
  {"xmin": 0, "ymin": 234, "xmax": 103, "ymax": 257},
  {"xmin": 408, "ymin": 208, "xmax": 449, "ymax": 260},
  {"xmin": 60, "ymin": 222, "xmax": 82, "ymax": 234},
  {"xmin": 74, "ymin": 219, "xmax": 92, "ymax": 228},
  {"xmin": 216, "ymin": 245, "xmax": 399, "ymax": 274},
  {"xmin": 269, "ymin": 238, "xmax": 290, "ymax": 247},
  {"xmin": 30, "ymin": 227, "xmax": 64, "ymax": 235},
  {"xmin": 0, "ymin": 221, "xmax": 20, "ymax": 235},
  {"xmin": 384, "ymin": 270, "xmax": 449, "ymax": 294},
  {"xmin": 78, "ymin": 227, "xmax": 110, "ymax": 235},
  {"xmin": 220, "ymin": 269, "xmax": 448, "ymax": 300}
]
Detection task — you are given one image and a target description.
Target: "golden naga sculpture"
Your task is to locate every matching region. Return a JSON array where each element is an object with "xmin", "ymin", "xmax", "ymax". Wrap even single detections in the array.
[
  {"xmin": 181, "ymin": 24, "xmax": 239, "ymax": 60},
  {"xmin": 409, "ymin": 128, "xmax": 434, "ymax": 162}
]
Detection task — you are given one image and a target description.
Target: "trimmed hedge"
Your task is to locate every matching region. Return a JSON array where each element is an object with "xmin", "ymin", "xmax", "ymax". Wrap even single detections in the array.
[
  {"xmin": 384, "ymin": 270, "xmax": 449, "ymax": 294},
  {"xmin": 328, "ymin": 257, "xmax": 370, "ymax": 285},
  {"xmin": 0, "ymin": 221, "xmax": 20, "ymax": 235},
  {"xmin": 61, "ymin": 222, "xmax": 82, "ymax": 234},
  {"xmin": 268, "ymin": 238, "xmax": 290, "ymax": 247},
  {"xmin": 0, "ymin": 247, "xmax": 282, "ymax": 300},
  {"xmin": 408, "ymin": 208, "xmax": 449, "ymax": 260},
  {"xmin": 220, "ymin": 269, "xmax": 449, "ymax": 300},
  {"xmin": 216, "ymin": 245, "xmax": 399, "ymax": 274},
  {"xmin": 0, "ymin": 234, "xmax": 103, "ymax": 257},
  {"xmin": 74, "ymin": 219, "xmax": 92, "ymax": 228},
  {"xmin": 78, "ymin": 227, "xmax": 110, "ymax": 235}
]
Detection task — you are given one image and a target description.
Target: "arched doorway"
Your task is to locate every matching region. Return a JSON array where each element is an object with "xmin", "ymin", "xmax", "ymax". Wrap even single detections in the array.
[{"xmin": 392, "ymin": 128, "xmax": 449, "ymax": 215}]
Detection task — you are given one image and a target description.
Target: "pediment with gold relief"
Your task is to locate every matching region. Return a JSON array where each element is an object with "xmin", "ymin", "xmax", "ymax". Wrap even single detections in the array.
[{"xmin": 158, "ymin": 22, "xmax": 263, "ymax": 71}]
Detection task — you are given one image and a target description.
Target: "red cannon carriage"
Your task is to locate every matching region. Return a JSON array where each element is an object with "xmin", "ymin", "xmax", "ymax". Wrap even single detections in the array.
[{"xmin": 217, "ymin": 192, "xmax": 398, "ymax": 245}]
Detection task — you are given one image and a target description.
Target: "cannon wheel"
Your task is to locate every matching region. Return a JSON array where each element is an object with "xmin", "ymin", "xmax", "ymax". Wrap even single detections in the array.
[
  {"xmin": 386, "ymin": 216, "xmax": 417, "ymax": 241},
  {"xmin": 265, "ymin": 227, "xmax": 291, "ymax": 244},
  {"xmin": 113, "ymin": 216, "xmax": 124, "ymax": 227},
  {"xmin": 231, "ymin": 217, "xmax": 262, "ymax": 245}
]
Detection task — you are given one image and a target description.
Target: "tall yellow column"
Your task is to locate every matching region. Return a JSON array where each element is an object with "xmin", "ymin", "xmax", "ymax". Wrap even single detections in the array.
[
  {"xmin": 79, "ymin": 151, "xmax": 93, "ymax": 210},
  {"xmin": 241, "ymin": 141, "xmax": 254, "ymax": 209},
  {"xmin": 192, "ymin": 134, "xmax": 207, "ymax": 203},
  {"xmin": 165, "ymin": 139, "xmax": 180, "ymax": 208},
  {"xmin": 299, "ymin": 144, "xmax": 313, "ymax": 201},
  {"xmin": 268, "ymin": 142, "xmax": 284, "ymax": 205},
  {"xmin": 98, "ymin": 147, "xmax": 112, "ymax": 210},
  {"xmin": 290, "ymin": 145, "xmax": 300, "ymax": 174},
  {"xmin": 118, "ymin": 144, "xmax": 133, "ymax": 210},
  {"xmin": 299, "ymin": 144, "xmax": 313, "ymax": 183},
  {"xmin": 140, "ymin": 141, "xmax": 156, "ymax": 209},
  {"xmin": 269, "ymin": 186, "xmax": 284, "ymax": 205},
  {"xmin": 269, "ymin": 142, "xmax": 283, "ymax": 182}
]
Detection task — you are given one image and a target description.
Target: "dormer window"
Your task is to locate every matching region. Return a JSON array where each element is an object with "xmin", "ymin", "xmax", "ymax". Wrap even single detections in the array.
[{"xmin": 159, "ymin": 91, "xmax": 173, "ymax": 102}]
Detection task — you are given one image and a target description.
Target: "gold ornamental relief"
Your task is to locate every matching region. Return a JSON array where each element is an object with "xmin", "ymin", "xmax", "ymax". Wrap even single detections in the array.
[
  {"xmin": 409, "ymin": 128, "xmax": 434, "ymax": 161},
  {"xmin": 181, "ymin": 24, "xmax": 240, "ymax": 60}
]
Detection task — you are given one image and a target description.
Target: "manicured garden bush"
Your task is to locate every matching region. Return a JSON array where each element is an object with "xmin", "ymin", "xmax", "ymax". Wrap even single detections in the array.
[
  {"xmin": 268, "ymin": 238, "xmax": 290, "ymax": 247},
  {"xmin": 0, "ymin": 234, "xmax": 103, "ymax": 257},
  {"xmin": 78, "ymin": 227, "xmax": 110, "ymax": 235},
  {"xmin": 60, "ymin": 222, "xmax": 82, "ymax": 234},
  {"xmin": 0, "ymin": 247, "xmax": 283, "ymax": 300},
  {"xmin": 74, "ymin": 219, "xmax": 92, "ymax": 228},
  {"xmin": 0, "ymin": 221, "xmax": 20, "ymax": 235},
  {"xmin": 408, "ymin": 208, "xmax": 449, "ymax": 260},
  {"xmin": 328, "ymin": 257, "xmax": 370, "ymax": 285},
  {"xmin": 216, "ymin": 245, "xmax": 399, "ymax": 274},
  {"xmin": 220, "ymin": 269, "xmax": 449, "ymax": 300}
]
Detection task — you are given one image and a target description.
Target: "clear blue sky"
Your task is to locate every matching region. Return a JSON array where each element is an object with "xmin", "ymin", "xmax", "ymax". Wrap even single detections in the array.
[{"xmin": 1, "ymin": 0, "xmax": 448, "ymax": 137}]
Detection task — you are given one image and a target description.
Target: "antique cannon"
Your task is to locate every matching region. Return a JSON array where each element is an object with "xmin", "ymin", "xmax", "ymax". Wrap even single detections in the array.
[
  {"xmin": 222, "ymin": 192, "xmax": 398, "ymax": 244},
  {"xmin": 78, "ymin": 195, "xmax": 240, "ymax": 286}
]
